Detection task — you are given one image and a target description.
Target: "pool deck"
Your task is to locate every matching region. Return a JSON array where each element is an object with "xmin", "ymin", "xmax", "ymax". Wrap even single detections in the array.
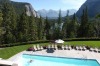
[{"xmin": 8, "ymin": 49, "xmax": 100, "ymax": 65}]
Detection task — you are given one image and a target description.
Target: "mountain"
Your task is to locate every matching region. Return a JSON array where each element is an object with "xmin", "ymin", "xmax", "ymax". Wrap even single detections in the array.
[
  {"xmin": 24, "ymin": 4, "xmax": 40, "ymax": 17},
  {"xmin": 0, "ymin": 0, "xmax": 39, "ymax": 17},
  {"xmin": 76, "ymin": 0, "xmax": 100, "ymax": 18},
  {"xmin": 37, "ymin": 9, "xmax": 77, "ymax": 19}
]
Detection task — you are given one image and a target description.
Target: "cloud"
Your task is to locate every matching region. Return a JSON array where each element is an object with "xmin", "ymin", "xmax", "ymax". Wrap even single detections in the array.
[
  {"xmin": 60, "ymin": 0, "xmax": 86, "ymax": 10},
  {"xmin": 61, "ymin": 0, "xmax": 86, "ymax": 4}
]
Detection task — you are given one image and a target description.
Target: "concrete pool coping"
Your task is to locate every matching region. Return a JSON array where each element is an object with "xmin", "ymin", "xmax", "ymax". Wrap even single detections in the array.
[
  {"xmin": 8, "ymin": 49, "xmax": 100, "ymax": 65},
  {"xmin": 0, "ymin": 59, "xmax": 18, "ymax": 66},
  {"xmin": 0, "ymin": 60, "xmax": 13, "ymax": 65}
]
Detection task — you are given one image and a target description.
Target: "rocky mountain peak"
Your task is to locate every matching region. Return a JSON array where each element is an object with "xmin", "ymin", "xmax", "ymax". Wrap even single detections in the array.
[
  {"xmin": 25, "ymin": 3, "xmax": 40, "ymax": 18},
  {"xmin": 23, "ymin": 3, "xmax": 40, "ymax": 18},
  {"xmin": 0, "ymin": 0, "xmax": 40, "ymax": 18}
]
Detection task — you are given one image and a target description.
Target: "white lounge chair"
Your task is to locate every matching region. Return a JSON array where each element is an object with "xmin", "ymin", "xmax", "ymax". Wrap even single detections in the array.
[
  {"xmin": 62, "ymin": 45, "xmax": 64, "ymax": 50},
  {"xmin": 37, "ymin": 44, "xmax": 41, "ymax": 50},
  {"xmin": 94, "ymin": 48, "xmax": 98, "ymax": 52},
  {"xmin": 98, "ymin": 49, "xmax": 100, "ymax": 53},
  {"xmin": 66, "ymin": 45, "xmax": 69, "ymax": 50},
  {"xmin": 54, "ymin": 44, "xmax": 57, "ymax": 50},
  {"xmin": 40, "ymin": 46, "xmax": 43, "ymax": 50},
  {"xmin": 51, "ymin": 44, "xmax": 54, "ymax": 49},
  {"xmin": 33, "ymin": 45, "xmax": 37, "ymax": 51}
]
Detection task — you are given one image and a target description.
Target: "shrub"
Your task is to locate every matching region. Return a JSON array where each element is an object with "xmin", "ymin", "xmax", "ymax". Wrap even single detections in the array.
[
  {"xmin": 0, "ymin": 40, "xmax": 50, "ymax": 48},
  {"xmin": 27, "ymin": 47, "xmax": 34, "ymax": 51}
]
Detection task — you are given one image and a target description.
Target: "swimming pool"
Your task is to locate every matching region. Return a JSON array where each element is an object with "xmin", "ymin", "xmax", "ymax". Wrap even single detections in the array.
[{"xmin": 21, "ymin": 54, "xmax": 100, "ymax": 66}]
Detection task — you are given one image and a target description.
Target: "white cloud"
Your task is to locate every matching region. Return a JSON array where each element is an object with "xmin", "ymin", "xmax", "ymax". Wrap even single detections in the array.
[
  {"xmin": 60, "ymin": 0, "xmax": 86, "ymax": 10},
  {"xmin": 61, "ymin": 0, "xmax": 86, "ymax": 4}
]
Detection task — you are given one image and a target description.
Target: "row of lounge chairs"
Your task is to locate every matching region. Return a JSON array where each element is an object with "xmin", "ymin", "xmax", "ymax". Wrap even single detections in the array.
[{"xmin": 27, "ymin": 44, "xmax": 100, "ymax": 53}]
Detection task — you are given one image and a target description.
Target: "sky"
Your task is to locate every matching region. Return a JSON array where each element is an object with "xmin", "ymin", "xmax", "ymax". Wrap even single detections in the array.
[{"xmin": 11, "ymin": 0, "xmax": 86, "ymax": 11}]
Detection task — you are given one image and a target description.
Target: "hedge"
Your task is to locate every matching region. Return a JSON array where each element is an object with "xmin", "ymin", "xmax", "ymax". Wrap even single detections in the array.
[
  {"xmin": 0, "ymin": 40, "xmax": 50, "ymax": 48},
  {"xmin": 0, "ymin": 38, "xmax": 100, "ymax": 48},
  {"xmin": 64, "ymin": 38, "xmax": 100, "ymax": 41}
]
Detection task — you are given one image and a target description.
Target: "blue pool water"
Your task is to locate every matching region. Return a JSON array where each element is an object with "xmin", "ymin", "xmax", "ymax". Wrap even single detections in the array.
[{"xmin": 22, "ymin": 54, "xmax": 100, "ymax": 66}]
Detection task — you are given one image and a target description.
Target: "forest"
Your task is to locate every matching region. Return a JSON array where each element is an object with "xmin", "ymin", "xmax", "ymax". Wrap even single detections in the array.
[{"xmin": 0, "ymin": 1, "xmax": 100, "ymax": 45}]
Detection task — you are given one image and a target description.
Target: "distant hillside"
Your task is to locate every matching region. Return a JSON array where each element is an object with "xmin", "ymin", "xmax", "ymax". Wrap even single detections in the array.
[
  {"xmin": 0, "ymin": 0, "xmax": 40, "ymax": 17},
  {"xmin": 76, "ymin": 0, "xmax": 100, "ymax": 18},
  {"xmin": 37, "ymin": 9, "xmax": 77, "ymax": 19}
]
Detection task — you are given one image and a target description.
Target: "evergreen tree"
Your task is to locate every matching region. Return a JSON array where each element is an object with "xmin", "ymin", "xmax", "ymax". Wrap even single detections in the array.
[
  {"xmin": 94, "ymin": 14, "xmax": 100, "ymax": 37},
  {"xmin": 55, "ymin": 9, "xmax": 62, "ymax": 39},
  {"xmin": 62, "ymin": 10, "xmax": 70, "ymax": 38},
  {"xmin": 10, "ymin": 3, "xmax": 17, "ymax": 42},
  {"xmin": 0, "ymin": 11, "xmax": 3, "ymax": 44},
  {"xmin": 95, "ymin": 14, "xmax": 100, "ymax": 18},
  {"xmin": 28, "ymin": 16, "xmax": 37, "ymax": 41},
  {"xmin": 58, "ymin": 10, "xmax": 62, "ymax": 27},
  {"xmin": 44, "ymin": 16, "xmax": 51, "ymax": 40},
  {"xmin": 17, "ymin": 9, "xmax": 29, "ymax": 42},
  {"xmin": 50, "ymin": 19, "xmax": 56, "ymax": 39},
  {"xmin": 2, "ymin": 2, "xmax": 16, "ymax": 43},
  {"xmin": 5, "ymin": 31, "xmax": 16, "ymax": 43},
  {"xmin": 0, "ymin": 11, "xmax": 3, "ymax": 26},
  {"xmin": 79, "ymin": 7, "xmax": 89, "ymax": 37},
  {"xmin": 69, "ymin": 13, "xmax": 78, "ymax": 38},
  {"xmin": 87, "ymin": 22, "xmax": 96, "ymax": 37},
  {"xmin": 37, "ymin": 16, "xmax": 44, "ymax": 40}
]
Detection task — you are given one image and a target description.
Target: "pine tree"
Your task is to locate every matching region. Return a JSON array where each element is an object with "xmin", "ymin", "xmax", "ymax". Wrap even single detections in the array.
[
  {"xmin": 94, "ymin": 14, "xmax": 100, "ymax": 37},
  {"xmin": 96, "ymin": 14, "xmax": 100, "ymax": 18},
  {"xmin": 56, "ymin": 9, "xmax": 62, "ymax": 39},
  {"xmin": 10, "ymin": 4, "xmax": 17, "ymax": 34},
  {"xmin": 0, "ymin": 11, "xmax": 3, "ymax": 26},
  {"xmin": 79, "ymin": 7, "xmax": 89, "ymax": 37},
  {"xmin": 58, "ymin": 10, "xmax": 62, "ymax": 27},
  {"xmin": 5, "ymin": 31, "xmax": 16, "ymax": 43},
  {"xmin": 69, "ymin": 13, "xmax": 78, "ymax": 38},
  {"xmin": 2, "ymin": 2, "xmax": 16, "ymax": 43},
  {"xmin": 45, "ymin": 16, "xmax": 50, "ymax": 40},
  {"xmin": 28, "ymin": 16, "xmax": 37, "ymax": 41},
  {"xmin": 87, "ymin": 22, "xmax": 96, "ymax": 37},
  {"xmin": 37, "ymin": 16, "xmax": 44, "ymax": 40},
  {"xmin": 50, "ymin": 19, "xmax": 56, "ymax": 39},
  {"xmin": 62, "ymin": 10, "xmax": 69, "ymax": 39},
  {"xmin": 10, "ymin": 3, "xmax": 17, "ymax": 42},
  {"xmin": 17, "ymin": 9, "xmax": 29, "ymax": 42},
  {"xmin": 0, "ymin": 11, "xmax": 3, "ymax": 44}
]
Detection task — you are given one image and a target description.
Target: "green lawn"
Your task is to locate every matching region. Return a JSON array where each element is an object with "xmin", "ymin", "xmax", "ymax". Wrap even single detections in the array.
[
  {"xmin": 0, "ymin": 43, "xmax": 48, "ymax": 59},
  {"xmin": 0, "ymin": 41, "xmax": 100, "ymax": 59},
  {"xmin": 65, "ymin": 41, "xmax": 100, "ymax": 48}
]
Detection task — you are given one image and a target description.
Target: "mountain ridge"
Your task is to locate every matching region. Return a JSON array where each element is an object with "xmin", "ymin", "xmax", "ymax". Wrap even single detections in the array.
[
  {"xmin": 76, "ymin": 0, "xmax": 100, "ymax": 18},
  {"xmin": 37, "ymin": 9, "xmax": 77, "ymax": 19},
  {"xmin": 0, "ymin": 0, "xmax": 40, "ymax": 17}
]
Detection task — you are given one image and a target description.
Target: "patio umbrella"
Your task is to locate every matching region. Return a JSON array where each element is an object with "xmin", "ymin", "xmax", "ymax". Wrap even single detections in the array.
[{"xmin": 55, "ymin": 39, "xmax": 64, "ymax": 44}]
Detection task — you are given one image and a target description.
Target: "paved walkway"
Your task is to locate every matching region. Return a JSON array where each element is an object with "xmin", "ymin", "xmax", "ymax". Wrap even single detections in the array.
[{"xmin": 8, "ymin": 49, "xmax": 100, "ymax": 65}]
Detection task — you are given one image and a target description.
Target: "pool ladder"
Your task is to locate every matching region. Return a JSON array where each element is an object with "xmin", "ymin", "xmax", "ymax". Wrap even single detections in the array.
[{"xmin": 81, "ymin": 55, "xmax": 87, "ymax": 61}]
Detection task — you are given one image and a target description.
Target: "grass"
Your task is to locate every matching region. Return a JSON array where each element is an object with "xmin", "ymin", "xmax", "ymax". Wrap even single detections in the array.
[
  {"xmin": 0, "ymin": 41, "xmax": 100, "ymax": 59},
  {"xmin": 65, "ymin": 41, "xmax": 100, "ymax": 48},
  {"xmin": 0, "ymin": 43, "xmax": 48, "ymax": 59}
]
